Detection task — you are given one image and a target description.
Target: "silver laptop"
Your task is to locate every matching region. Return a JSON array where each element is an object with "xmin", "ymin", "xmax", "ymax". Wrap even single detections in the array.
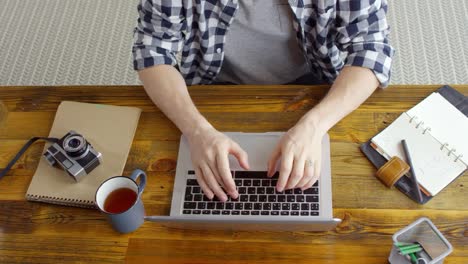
[{"xmin": 145, "ymin": 132, "xmax": 341, "ymax": 231}]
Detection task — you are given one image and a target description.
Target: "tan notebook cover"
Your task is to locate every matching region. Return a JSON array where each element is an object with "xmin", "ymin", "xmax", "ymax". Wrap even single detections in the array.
[{"xmin": 26, "ymin": 101, "xmax": 141, "ymax": 208}]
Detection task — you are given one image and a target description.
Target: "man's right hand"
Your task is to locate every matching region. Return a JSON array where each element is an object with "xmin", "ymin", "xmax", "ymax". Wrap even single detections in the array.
[{"xmin": 187, "ymin": 127, "xmax": 250, "ymax": 202}]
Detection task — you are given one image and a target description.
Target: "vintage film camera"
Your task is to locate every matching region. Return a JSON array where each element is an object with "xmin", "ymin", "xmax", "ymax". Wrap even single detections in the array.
[{"xmin": 43, "ymin": 130, "xmax": 102, "ymax": 181}]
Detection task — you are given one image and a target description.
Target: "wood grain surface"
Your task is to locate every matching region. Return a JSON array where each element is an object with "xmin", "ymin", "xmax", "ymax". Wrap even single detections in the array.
[{"xmin": 0, "ymin": 85, "xmax": 466, "ymax": 263}]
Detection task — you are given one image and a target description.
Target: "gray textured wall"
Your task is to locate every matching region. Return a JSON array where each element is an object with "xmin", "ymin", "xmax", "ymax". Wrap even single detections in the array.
[{"xmin": 0, "ymin": 0, "xmax": 467, "ymax": 86}]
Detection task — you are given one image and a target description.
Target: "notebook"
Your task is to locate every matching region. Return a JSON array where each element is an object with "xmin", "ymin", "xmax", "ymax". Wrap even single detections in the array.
[
  {"xmin": 26, "ymin": 101, "xmax": 141, "ymax": 208},
  {"xmin": 371, "ymin": 92, "xmax": 467, "ymax": 196}
]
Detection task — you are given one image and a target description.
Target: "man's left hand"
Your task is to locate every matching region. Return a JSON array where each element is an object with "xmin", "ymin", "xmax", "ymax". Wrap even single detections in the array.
[{"xmin": 267, "ymin": 119, "xmax": 324, "ymax": 192}]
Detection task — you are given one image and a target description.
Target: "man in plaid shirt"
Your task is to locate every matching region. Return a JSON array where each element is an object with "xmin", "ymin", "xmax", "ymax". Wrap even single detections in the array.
[{"xmin": 133, "ymin": 0, "xmax": 394, "ymax": 201}]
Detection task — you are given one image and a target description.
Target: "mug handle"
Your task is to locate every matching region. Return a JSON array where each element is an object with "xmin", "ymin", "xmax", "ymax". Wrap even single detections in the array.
[{"xmin": 130, "ymin": 169, "xmax": 146, "ymax": 197}]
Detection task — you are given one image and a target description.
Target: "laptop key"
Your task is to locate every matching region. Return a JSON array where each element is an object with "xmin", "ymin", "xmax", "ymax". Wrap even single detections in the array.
[
  {"xmin": 216, "ymin": 203, "xmax": 224, "ymax": 210},
  {"xmin": 235, "ymin": 171, "xmax": 267, "ymax": 178},
  {"xmin": 249, "ymin": 196, "xmax": 258, "ymax": 202},
  {"xmin": 262, "ymin": 180, "xmax": 270, "ymax": 186},
  {"xmin": 202, "ymin": 195, "xmax": 211, "ymax": 201},
  {"xmin": 266, "ymin": 187, "xmax": 275, "ymax": 194},
  {"xmin": 259, "ymin": 195, "xmax": 267, "ymax": 202},
  {"xmin": 300, "ymin": 211, "xmax": 309, "ymax": 216},
  {"xmin": 193, "ymin": 210, "xmax": 201, "ymax": 214},
  {"xmin": 244, "ymin": 180, "xmax": 252, "ymax": 186},
  {"xmin": 281, "ymin": 211, "xmax": 290, "ymax": 216},
  {"xmin": 244, "ymin": 203, "xmax": 253, "ymax": 210},
  {"xmin": 291, "ymin": 211, "xmax": 300, "ymax": 216},
  {"xmin": 310, "ymin": 203, "xmax": 319, "ymax": 211},
  {"xmin": 212, "ymin": 210, "xmax": 221, "ymax": 215},
  {"xmin": 241, "ymin": 211, "xmax": 250, "ymax": 215},
  {"xmin": 296, "ymin": 195, "xmax": 305, "ymax": 202},
  {"xmin": 238, "ymin": 187, "xmax": 247, "ymax": 194},
  {"xmin": 184, "ymin": 194, "xmax": 193, "ymax": 201},
  {"xmin": 271, "ymin": 180, "xmax": 278, "ymax": 186},
  {"xmin": 251, "ymin": 211, "xmax": 260, "ymax": 215},
  {"xmin": 261, "ymin": 211, "xmax": 270, "ymax": 215},
  {"xmin": 257, "ymin": 187, "xmax": 265, "ymax": 194},
  {"xmin": 185, "ymin": 187, "xmax": 191, "ymax": 195},
  {"xmin": 193, "ymin": 187, "xmax": 201, "ymax": 193},
  {"xmin": 268, "ymin": 195, "xmax": 277, "ymax": 202},
  {"xmin": 184, "ymin": 202, "xmax": 196, "ymax": 209},
  {"xmin": 187, "ymin": 179, "xmax": 198, "ymax": 186},
  {"xmin": 225, "ymin": 203, "xmax": 234, "ymax": 210},
  {"xmin": 207, "ymin": 202, "xmax": 215, "ymax": 209},
  {"xmin": 197, "ymin": 203, "xmax": 206, "ymax": 209},
  {"xmin": 235, "ymin": 203, "xmax": 243, "ymax": 210},
  {"xmin": 311, "ymin": 212, "xmax": 319, "ymax": 216},
  {"xmin": 263, "ymin": 203, "xmax": 272, "ymax": 210},
  {"xmin": 313, "ymin": 181, "xmax": 319, "ymax": 187},
  {"xmin": 294, "ymin": 189, "xmax": 302, "ymax": 194},
  {"xmin": 292, "ymin": 203, "xmax": 300, "ymax": 210},
  {"xmin": 304, "ymin": 188, "xmax": 318, "ymax": 194},
  {"xmin": 188, "ymin": 170, "xmax": 195, "ymax": 175},
  {"xmin": 254, "ymin": 203, "xmax": 262, "ymax": 210},
  {"xmin": 202, "ymin": 210, "xmax": 211, "ymax": 215},
  {"xmin": 222, "ymin": 210, "xmax": 230, "ymax": 215},
  {"xmin": 271, "ymin": 211, "xmax": 279, "ymax": 215},
  {"xmin": 183, "ymin": 210, "xmax": 191, "ymax": 214},
  {"xmin": 253, "ymin": 180, "xmax": 261, "ymax": 186},
  {"xmin": 240, "ymin": 195, "xmax": 248, "ymax": 202},
  {"xmin": 287, "ymin": 195, "xmax": 295, "ymax": 202},
  {"xmin": 282, "ymin": 203, "xmax": 290, "ymax": 210},
  {"xmin": 273, "ymin": 203, "xmax": 281, "ymax": 210},
  {"xmin": 306, "ymin": 196, "xmax": 318, "ymax": 203},
  {"xmin": 235, "ymin": 180, "xmax": 242, "ymax": 186},
  {"xmin": 232, "ymin": 211, "xmax": 240, "ymax": 215},
  {"xmin": 301, "ymin": 204, "xmax": 309, "ymax": 210},
  {"xmin": 285, "ymin": 189, "xmax": 293, "ymax": 194},
  {"xmin": 194, "ymin": 194, "xmax": 202, "ymax": 201},
  {"xmin": 278, "ymin": 195, "xmax": 286, "ymax": 202},
  {"xmin": 248, "ymin": 187, "xmax": 256, "ymax": 194}
]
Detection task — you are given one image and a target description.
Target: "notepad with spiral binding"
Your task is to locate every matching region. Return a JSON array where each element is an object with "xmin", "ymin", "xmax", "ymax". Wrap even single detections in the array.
[
  {"xmin": 361, "ymin": 85, "xmax": 467, "ymax": 203},
  {"xmin": 26, "ymin": 101, "xmax": 141, "ymax": 208}
]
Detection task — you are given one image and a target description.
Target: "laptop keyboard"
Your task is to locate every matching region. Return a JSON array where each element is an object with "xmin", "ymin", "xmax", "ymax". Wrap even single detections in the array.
[{"xmin": 182, "ymin": 171, "xmax": 319, "ymax": 216}]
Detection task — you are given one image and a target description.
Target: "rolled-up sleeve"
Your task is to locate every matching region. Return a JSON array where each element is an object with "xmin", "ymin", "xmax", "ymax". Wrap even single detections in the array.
[
  {"xmin": 335, "ymin": 0, "xmax": 395, "ymax": 88},
  {"xmin": 132, "ymin": 0, "xmax": 185, "ymax": 71}
]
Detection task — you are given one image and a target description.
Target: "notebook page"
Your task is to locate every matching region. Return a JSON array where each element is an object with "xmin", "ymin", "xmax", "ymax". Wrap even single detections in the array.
[
  {"xmin": 371, "ymin": 113, "xmax": 466, "ymax": 195},
  {"xmin": 407, "ymin": 92, "xmax": 468, "ymax": 165}
]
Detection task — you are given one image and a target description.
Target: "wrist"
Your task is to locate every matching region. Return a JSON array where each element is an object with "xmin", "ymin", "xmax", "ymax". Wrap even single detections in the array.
[
  {"xmin": 183, "ymin": 116, "xmax": 214, "ymax": 142},
  {"xmin": 299, "ymin": 109, "xmax": 329, "ymax": 135}
]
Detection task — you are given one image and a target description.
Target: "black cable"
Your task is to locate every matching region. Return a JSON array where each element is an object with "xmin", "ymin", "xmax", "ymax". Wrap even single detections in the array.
[{"xmin": 0, "ymin": 137, "xmax": 58, "ymax": 180}]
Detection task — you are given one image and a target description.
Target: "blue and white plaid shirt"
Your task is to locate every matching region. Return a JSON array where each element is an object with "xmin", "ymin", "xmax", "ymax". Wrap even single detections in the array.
[{"xmin": 133, "ymin": 0, "xmax": 395, "ymax": 87}]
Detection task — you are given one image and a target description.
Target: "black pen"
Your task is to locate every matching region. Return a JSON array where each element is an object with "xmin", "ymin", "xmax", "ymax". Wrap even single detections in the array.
[{"xmin": 401, "ymin": 139, "xmax": 424, "ymax": 203}]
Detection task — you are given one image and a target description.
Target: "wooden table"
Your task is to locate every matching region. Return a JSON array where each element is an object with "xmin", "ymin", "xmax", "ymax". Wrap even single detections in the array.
[{"xmin": 0, "ymin": 85, "xmax": 466, "ymax": 263}]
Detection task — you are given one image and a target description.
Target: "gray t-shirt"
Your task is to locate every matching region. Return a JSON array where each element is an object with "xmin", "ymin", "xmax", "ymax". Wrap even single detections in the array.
[{"xmin": 216, "ymin": 0, "xmax": 310, "ymax": 85}]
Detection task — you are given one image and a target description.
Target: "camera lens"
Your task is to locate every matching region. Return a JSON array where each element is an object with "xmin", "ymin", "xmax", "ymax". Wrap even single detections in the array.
[{"xmin": 63, "ymin": 134, "xmax": 89, "ymax": 158}]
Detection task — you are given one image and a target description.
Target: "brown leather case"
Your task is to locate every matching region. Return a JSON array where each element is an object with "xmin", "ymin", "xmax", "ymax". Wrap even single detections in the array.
[{"xmin": 376, "ymin": 156, "xmax": 410, "ymax": 188}]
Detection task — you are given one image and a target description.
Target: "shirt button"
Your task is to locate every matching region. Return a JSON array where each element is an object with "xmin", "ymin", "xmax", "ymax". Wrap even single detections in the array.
[{"xmin": 216, "ymin": 48, "xmax": 222, "ymax": 54}]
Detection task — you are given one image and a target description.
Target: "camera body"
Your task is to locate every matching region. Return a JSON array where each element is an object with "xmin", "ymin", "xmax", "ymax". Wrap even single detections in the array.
[{"xmin": 43, "ymin": 130, "xmax": 102, "ymax": 182}]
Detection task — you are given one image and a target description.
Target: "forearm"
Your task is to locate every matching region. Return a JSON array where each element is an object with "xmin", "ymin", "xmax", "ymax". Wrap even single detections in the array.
[
  {"xmin": 138, "ymin": 65, "xmax": 212, "ymax": 137},
  {"xmin": 300, "ymin": 66, "xmax": 379, "ymax": 133}
]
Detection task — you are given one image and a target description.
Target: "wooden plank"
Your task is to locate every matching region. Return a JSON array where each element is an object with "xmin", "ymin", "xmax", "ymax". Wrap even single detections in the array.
[
  {"xmin": 0, "ymin": 234, "xmax": 127, "ymax": 264},
  {"xmin": 0, "ymin": 85, "xmax": 465, "ymax": 113},
  {"xmin": 1, "ymin": 140, "xmax": 466, "ymax": 210},
  {"xmin": 0, "ymin": 110, "xmax": 386, "ymax": 142},
  {"xmin": 124, "ymin": 208, "xmax": 467, "ymax": 263}
]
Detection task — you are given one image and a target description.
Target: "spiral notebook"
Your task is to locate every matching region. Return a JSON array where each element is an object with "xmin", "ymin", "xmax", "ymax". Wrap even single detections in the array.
[
  {"xmin": 26, "ymin": 101, "xmax": 141, "ymax": 208},
  {"xmin": 371, "ymin": 92, "xmax": 467, "ymax": 196}
]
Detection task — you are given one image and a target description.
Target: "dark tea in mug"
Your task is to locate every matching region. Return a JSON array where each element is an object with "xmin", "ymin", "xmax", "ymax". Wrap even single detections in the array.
[{"xmin": 104, "ymin": 188, "xmax": 137, "ymax": 214}]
